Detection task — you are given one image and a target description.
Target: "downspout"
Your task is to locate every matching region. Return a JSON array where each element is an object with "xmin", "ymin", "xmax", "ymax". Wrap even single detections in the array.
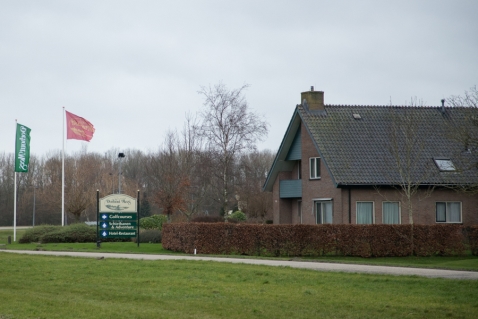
[{"xmin": 348, "ymin": 187, "xmax": 352, "ymax": 224}]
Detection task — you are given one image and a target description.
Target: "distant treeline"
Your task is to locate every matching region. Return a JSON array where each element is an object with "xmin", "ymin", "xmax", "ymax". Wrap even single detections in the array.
[{"xmin": 0, "ymin": 147, "xmax": 274, "ymax": 226}]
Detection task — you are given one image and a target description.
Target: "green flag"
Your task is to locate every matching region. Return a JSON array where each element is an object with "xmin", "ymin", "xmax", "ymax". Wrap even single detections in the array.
[{"xmin": 15, "ymin": 123, "xmax": 31, "ymax": 173}]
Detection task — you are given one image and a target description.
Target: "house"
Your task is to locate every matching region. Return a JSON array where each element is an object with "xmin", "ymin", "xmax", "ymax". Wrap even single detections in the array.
[{"xmin": 263, "ymin": 88, "xmax": 478, "ymax": 226}]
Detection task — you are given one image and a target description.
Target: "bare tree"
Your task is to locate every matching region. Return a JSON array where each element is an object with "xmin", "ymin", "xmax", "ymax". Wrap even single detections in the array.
[
  {"xmin": 378, "ymin": 104, "xmax": 438, "ymax": 254},
  {"xmin": 148, "ymin": 131, "xmax": 191, "ymax": 221},
  {"xmin": 64, "ymin": 151, "xmax": 103, "ymax": 222},
  {"xmin": 386, "ymin": 107, "xmax": 433, "ymax": 225},
  {"xmin": 447, "ymin": 85, "xmax": 478, "ymax": 108},
  {"xmin": 235, "ymin": 150, "xmax": 274, "ymax": 221},
  {"xmin": 0, "ymin": 153, "xmax": 15, "ymax": 225},
  {"xmin": 445, "ymin": 86, "xmax": 478, "ymax": 193},
  {"xmin": 198, "ymin": 83, "xmax": 268, "ymax": 215}
]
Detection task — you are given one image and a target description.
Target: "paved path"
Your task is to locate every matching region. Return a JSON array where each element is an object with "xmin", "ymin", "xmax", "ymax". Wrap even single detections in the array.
[{"xmin": 3, "ymin": 250, "xmax": 478, "ymax": 280}]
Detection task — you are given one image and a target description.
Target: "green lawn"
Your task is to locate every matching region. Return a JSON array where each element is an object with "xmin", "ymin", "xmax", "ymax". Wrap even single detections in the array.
[{"xmin": 1, "ymin": 253, "xmax": 478, "ymax": 319}]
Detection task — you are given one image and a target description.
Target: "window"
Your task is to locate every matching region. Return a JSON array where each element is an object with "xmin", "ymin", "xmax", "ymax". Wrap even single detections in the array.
[
  {"xmin": 315, "ymin": 201, "xmax": 332, "ymax": 224},
  {"xmin": 436, "ymin": 202, "xmax": 462, "ymax": 223},
  {"xmin": 383, "ymin": 202, "xmax": 400, "ymax": 224},
  {"xmin": 357, "ymin": 202, "xmax": 374, "ymax": 224},
  {"xmin": 298, "ymin": 160, "xmax": 302, "ymax": 179},
  {"xmin": 309, "ymin": 157, "xmax": 320, "ymax": 179},
  {"xmin": 434, "ymin": 159, "xmax": 456, "ymax": 172}
]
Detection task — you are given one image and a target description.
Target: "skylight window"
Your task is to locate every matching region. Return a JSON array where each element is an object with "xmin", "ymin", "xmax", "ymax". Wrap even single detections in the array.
[
  {"xmin": 352, "ymin": 113, "xmax": 362, "ymax": 119},
  {"xmin": 434, "ymin": 159, "xmax": 456, "ymax": 172}
]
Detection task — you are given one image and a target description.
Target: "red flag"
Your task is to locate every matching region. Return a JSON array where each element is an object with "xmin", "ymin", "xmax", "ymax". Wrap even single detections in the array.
[{"xmin": 65, "ymin": 110, "xmax": 95, "ymax": 141}]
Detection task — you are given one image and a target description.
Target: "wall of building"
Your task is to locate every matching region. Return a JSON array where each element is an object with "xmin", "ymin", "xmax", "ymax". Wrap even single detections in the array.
[
  {"xmin": 272, "ymin": 170, "xmax": 293, "ymax": 224},
  {"xmin": 271, "ymin": 119, "xmax": 478, "ymax": 226},
  {"xmin": 300, "ymin": 123, "xmax": 345, "ymax": 224},
  {"xmin": 347, "ymin": 186, "xmax": 478, "ymax": 225}
]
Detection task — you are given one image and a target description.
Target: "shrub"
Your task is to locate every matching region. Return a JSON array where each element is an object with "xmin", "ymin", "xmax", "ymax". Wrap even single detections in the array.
[
  {"xmin": 63, "ymin": 223, "xmax": 97, "ymax": 243},
  {"xmin": 40, "ymin": 228, "xmax": 67, "ymax": 243},
  {"xmin": 137, "ymin": 230, "xmax": 162, "ymax": 243},
  {"xmin": 19, "ymin": 225, "xmax": 58, "ymax": 243},
  {"xmin": 41, "ymin": 223, "xmax": 96, "ymax": 243},
  {"xmin": 464, "ymin": 226, "xmax": 478, "ymax": 256},
  {"xmin": 191, "ymin": 216, "xmax": 224, "ymax": 223},
  {"xmin": 227, "ymin": 211, "xmax": 246, "ymax": 222},
  {"xmin": 140, "ymin": 214, "xmax": 168, "ymax": 230},
  {"xmin": 163, "ymin": 223, "xmax": 468, "ymax": 257}
]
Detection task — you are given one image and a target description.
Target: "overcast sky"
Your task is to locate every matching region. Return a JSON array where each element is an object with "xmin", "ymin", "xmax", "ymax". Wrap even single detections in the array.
[{"xmin": 1, "ymin": 0, "xmax": 477, "ymax": 158}]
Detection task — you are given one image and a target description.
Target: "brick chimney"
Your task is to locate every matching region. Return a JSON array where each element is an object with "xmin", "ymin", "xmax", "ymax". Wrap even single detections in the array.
[{"xmin": 301, "ymin": 86, "xmax": 324, "ymax": 110}]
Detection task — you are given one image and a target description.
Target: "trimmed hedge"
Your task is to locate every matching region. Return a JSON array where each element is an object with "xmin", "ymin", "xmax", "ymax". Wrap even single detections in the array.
[
  {"xmin": 20, "ymin": 224, "xmax": 134, "ymax": 244},
  {"xmin": 464, "ymin": 226, "xmax": 478, "ymax": 256},
  {"xmin": 162, "ymin": 223, "xmax": 468, "ymax": 257},
  {"xmin": 19, "ymin": 225, "xmax": 58, "ymax": 243},
  {"xmin": 190, "ymin": 216, "xmax": 224, "ymax": 223},
  {"xmin": 20, "ymin": 224, "xmax": 97, "ymax": 244}
]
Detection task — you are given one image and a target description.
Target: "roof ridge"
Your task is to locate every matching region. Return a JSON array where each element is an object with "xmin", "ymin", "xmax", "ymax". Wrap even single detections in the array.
[{"xmin": 324, "ymin": 104, "xmax": 454, "ymax": 109}]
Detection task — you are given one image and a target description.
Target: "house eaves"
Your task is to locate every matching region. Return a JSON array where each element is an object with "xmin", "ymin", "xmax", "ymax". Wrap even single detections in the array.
[
  {"xmin": 262, "ymin": 107, "xmax": 302, "ymax": 192},
  {"xmin": 297, "ymin": 107, "xmax": 340, "ymax": 188}
]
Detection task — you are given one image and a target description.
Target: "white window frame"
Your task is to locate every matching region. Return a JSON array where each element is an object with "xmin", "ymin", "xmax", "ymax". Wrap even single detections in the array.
[
  {"xmin": 314, "ymin": 199, "xmax": 333, "ymax": 224},
  {"xmin": 436, "ymin": 202, "xmax": 462, "ymax": 223},
  {"xmin": 356, "ymin": 201, "xmax": 375, "ymax": 224},
  {"xmin": 382, "ymin": 201, "xmax": 401, "ymax": 224},
  {"xmin": 309, "ymin": 157, "xmax": 320, "ymax": 179}
]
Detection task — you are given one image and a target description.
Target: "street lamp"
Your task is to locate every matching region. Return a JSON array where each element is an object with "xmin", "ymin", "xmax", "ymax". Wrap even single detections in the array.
[{"xmin": 118, "ymin": 152, "xmax": 125, "ymax": 194}]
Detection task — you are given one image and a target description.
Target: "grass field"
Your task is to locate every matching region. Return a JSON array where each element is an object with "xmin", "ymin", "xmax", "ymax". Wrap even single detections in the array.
[
  {"xmin": 1, "ymin": 253, "xmax": 478, "ymax": 319},
  {"xmin": 1, "ymin": 228, "xmax": 478, "ymax": 318}
]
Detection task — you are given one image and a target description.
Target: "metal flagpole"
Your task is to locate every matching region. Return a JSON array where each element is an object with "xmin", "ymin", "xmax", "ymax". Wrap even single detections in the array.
[
  {"xmin": 62, "ymin": 107, "xmax": 65, "ymax": 226},
  {"xmin": 13, "ymin": 119, "xmax": 17, "ymax": 241},
  {"xmin": 14, "ymin": 172, "xmax": 17, "ymax": 242},
  {"xmin": 137, "ymin": 190, "xmax": 140, "ymax": 247}
]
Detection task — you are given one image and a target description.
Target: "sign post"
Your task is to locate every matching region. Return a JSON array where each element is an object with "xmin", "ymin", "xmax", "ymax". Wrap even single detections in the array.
[{"xmin": 97, "ymin": 193, "xmax": 139, "ymax": 246}]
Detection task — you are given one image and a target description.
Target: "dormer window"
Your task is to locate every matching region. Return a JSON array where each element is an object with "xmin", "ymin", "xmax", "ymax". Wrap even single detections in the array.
[{"xmin": 434, "ymin": 158, "xmax": 456, "ymax": 172}]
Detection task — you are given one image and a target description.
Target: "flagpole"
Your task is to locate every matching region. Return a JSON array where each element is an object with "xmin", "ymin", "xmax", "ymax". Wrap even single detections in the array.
[
  {"xmin": 13, "ymin": 119, "xmax": 17, "ymax": 241},
  {"xmin": 13, "ymin": 167, "xmax": 16, "ymax": 241},
  {"xmin": 62, "ymin": 107, "xmax": 65, "ymax": 226}
]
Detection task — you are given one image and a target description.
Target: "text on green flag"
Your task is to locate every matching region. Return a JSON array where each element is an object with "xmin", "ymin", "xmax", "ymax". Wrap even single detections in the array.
[{"xmin": 15, "ymin": 123, "xmax": 31, "ymax": 172}]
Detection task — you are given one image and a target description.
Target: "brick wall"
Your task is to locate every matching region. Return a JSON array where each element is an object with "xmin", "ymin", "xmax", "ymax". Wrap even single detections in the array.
[{"xmin": 271, "ymin": 119, "xmax": 478, "ymax": 226}]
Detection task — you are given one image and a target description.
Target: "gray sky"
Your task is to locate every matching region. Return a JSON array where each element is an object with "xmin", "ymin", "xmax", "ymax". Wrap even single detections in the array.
[{"xmin": 1, "ymin": 0, "xmax": 477, "ymax": 158}]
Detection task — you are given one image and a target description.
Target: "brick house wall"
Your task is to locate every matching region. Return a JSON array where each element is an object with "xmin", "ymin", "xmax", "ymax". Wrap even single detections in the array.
[{"xmin": 272, "ymin": 119, "xmax": 478, "ymax": 226}]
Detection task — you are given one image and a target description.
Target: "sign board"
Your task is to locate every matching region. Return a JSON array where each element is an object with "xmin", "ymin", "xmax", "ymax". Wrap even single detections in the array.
[
  {"xmin": 99, "ymin": 220, "xmax": 137, "ymax": 230},
  {"xmin": 99, "ymin": 230, "xmax": 137, "ymax": 238},
  {"xmin": 98, "ymin": 194, "xmax": 138, "ymax": 241},
  {"xmin": 99, "ymin": 213, "xmax": 137, "ymax": 220},
  {"xmin": 99, "ymin": 194, "xmax": 137, "ymax": 213}
]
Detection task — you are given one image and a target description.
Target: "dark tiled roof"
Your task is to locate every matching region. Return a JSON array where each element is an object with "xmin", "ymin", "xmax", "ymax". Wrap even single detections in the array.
[{"xmin": 298, "ymin": 104, "xmax": 478, "ymax": 186}]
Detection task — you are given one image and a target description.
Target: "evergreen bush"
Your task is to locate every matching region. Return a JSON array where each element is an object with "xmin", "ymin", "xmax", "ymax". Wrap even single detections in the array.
[
  {"xmin": 139, "ymin": 214, "xmax": 168, "ymax": 230},
  {"xmin": 19, "ymin": 225, "xmax": 58, "ymax": 243},
  {"xmin": 137, "ymin": 230, "xmax": 162, "ymax": 243},
  {"xmin": 227, "ymin": 211, "xmax": 246, "ymax": 222},
  {"xmin": 40, "ymin": 223, "xmax": 96, "ymax": 243}
]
